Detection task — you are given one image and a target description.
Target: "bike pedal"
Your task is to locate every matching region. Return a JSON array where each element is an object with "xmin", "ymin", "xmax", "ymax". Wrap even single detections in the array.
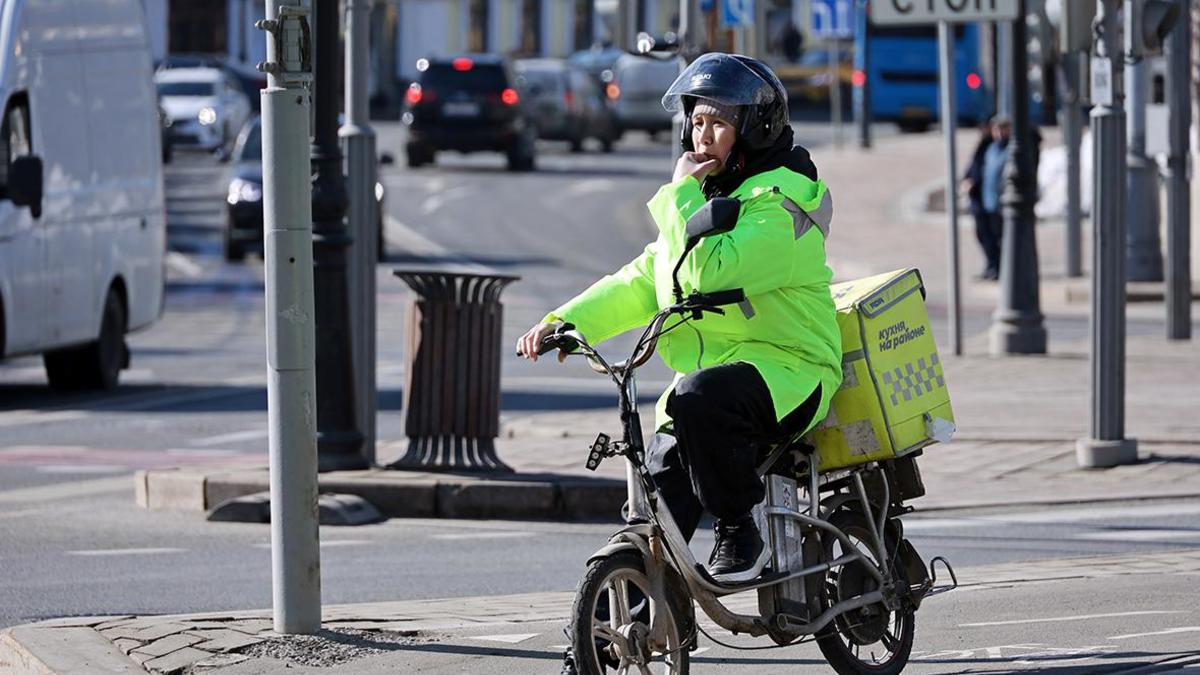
[{"xmin": 585, "ymin": 433, "xmax": 611, "ymax": 471}]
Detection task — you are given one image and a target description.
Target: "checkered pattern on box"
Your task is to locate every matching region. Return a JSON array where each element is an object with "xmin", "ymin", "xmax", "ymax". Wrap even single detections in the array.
[{"xmin": 880, "ymin": 353, "xmax": 944, "ymax": 406}]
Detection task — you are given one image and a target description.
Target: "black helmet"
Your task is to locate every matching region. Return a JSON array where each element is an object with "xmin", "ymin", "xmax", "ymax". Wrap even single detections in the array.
[{"xmin": 662, "ymin": 52, "xmax": 789, "ymax": 153}]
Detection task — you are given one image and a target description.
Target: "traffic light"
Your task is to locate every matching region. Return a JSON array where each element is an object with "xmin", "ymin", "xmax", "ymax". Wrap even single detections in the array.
[{"xmin": 1128, "ymin": 0, "xmax": 1181, "ymax": 57}]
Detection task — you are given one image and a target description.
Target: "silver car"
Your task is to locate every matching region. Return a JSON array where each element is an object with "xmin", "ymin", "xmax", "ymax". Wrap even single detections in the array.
[
  {"xmin": 608, "ymin": 53, "xmax": 685, "ymax": 140},
  {"xmin": 515, "ymin": 58, "xmax": 619, "ymax": 152}
]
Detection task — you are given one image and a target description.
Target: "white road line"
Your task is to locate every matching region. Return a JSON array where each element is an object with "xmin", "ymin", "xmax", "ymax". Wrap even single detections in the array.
[
  {"xmin": 0, "ymin": 476, "xmax": 132, "ymax": 504},
  {"xmin": 253, "ymin": 540, "xmax": 370, "ymax": 549},
  {"xmin": 166, "ymin": 447, "xmax": 243, "ymax": 457},
  {"xmin": 166, "ymin": 251, "xmax": 204, "ymax": 278},
  {"xmin": 1076, "ymin": 529, "xmax": 1200, "ymax": 541},
  {"xmin": 430, "ymin": 532, "xmax": 530, "ymax": 541},
  {"xmin": 67, "ymin": 547, "xmax": 186, "ymax": 557},
  {"xmin": 472, "ymin": 633, "xmax": 540, "ymax": 644},
  {"xmin": 1109, "ymin": 626, "xmax": 1200, "ymax": 641},
  {"xmin": 35, "ymin": 465, "xmax": 127, "ymax": 475},
  {"xmin": 959, "ymin": 611, "xmax": 1188, "ymax": 628},
  {"xmin": 905, "ymin": 501, "xmax": 1200, "ymax": 531},
  {"xmin": 189, "ymin": 429, "xmax": 269, "ymax": 447}
]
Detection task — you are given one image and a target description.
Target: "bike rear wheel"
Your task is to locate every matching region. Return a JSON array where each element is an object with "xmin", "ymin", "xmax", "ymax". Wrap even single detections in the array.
[
  {"xmin": 816, "ymin": 511, "xmax": 915, "ymax": 675},
  {"xmin": 570, "ymin": 551, "xmax": 691, "ymax": 675}
]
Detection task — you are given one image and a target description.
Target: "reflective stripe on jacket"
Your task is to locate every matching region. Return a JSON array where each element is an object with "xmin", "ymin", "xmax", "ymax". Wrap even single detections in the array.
[{"xmin": 548, "ymin": 166, "xmax": 843, "ymax": 432}]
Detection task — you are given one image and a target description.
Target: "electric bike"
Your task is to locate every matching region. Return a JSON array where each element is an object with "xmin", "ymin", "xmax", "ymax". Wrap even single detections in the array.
[{"xmin": 535, "ymin": 199, "xmax": 957, "ymax": 675}]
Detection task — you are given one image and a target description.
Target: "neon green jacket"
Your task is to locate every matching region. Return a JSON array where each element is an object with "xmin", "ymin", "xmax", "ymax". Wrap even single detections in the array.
[{"xmin": 548, "ymin": 167, "xmax": 842, "ymax": 432}]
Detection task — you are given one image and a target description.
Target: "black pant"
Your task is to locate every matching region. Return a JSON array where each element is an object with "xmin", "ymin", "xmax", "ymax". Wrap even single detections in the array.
[
  {"xmin": 974, "ymin": 210, "xmax": 1003, "ymax": 273},
  {"xmin": 647, "ymin": 362, "xmax": 821, "ymax": 541}
]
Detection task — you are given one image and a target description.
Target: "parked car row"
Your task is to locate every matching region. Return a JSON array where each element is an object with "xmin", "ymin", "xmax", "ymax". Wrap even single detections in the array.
[{"xmin": 399, "ymin": 47, "xmax": 685, "ymax": 170}]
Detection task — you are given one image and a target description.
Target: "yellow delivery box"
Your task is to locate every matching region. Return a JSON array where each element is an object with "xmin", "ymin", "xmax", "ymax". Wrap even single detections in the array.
[{"xmin": 808, "ymin": 268, "xmax": 955, "ymax": 472}]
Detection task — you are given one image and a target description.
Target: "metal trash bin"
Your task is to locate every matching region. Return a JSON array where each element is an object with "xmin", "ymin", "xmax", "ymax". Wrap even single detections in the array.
[{"xmin": 390, "ymin": 269, "xmax": 519, "ymax": 472}]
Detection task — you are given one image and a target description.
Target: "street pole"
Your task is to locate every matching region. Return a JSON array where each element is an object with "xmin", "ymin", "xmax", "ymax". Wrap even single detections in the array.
[
  {"xmin": 856, "ymin": 0, "xmax": 872, "ymax": 149},
  {"xmin": 312, "ymin": 0, "xmax": 366, "ymax": 471},
  {"xmin": 256, "ymin": 0, "xmax": 321, "ymax": 633},
  {"xmin": 830, "ymin": 37, "xmax": 843, "ymax": 148},
  {"xmin": 938, "ymin": 21, "xmax": 962, "ymax": 356},
  {"xmin": 996, "ymin": 19, "xmax": 1014, "ymax": 117},
  {"xmin": 1125, "ymin": 5, "xmax": 1165, "ymax": 282},
  {"xmin": 341, "ymin": 0, "xmax": 378, "ymax": 464},
  {"xmin": 1078, "ymin": 0, "xmax": 1137, "ymax": 468},
  {"xmin": 1061, "ymin": 51, "xmax": 1085, "ymax": 278},
  {"xmin": 1164, "ymin": 0, "xmax": 1192, "ymax": 340},
  {"xmin": 989, "ymin": 0, "xmax": 1047, "ymax": 355}
]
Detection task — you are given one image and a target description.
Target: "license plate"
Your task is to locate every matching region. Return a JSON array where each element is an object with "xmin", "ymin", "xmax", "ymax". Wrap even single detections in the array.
[
  {"xmin": 443, "ymin": 102, "xmax": 480, "ymax": 117},
  {"xmin": 901, "ymin": 106, "xmax": 931, "ymax": 119}
]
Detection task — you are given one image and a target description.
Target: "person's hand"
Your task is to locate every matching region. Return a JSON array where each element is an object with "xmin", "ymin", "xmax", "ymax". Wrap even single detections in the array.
[
  {"xmin": 516, "ymin": 321, "xmax": 567, "ymax": 363},
  {"xmin": 673, "ymin": 151, "xmax": 721, "ymax": 183}
]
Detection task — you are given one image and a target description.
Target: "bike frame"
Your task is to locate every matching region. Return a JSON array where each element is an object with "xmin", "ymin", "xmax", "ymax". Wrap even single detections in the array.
[{"xmin": 556, "ymin": 305, "xmax": 908, "ymax": 646}]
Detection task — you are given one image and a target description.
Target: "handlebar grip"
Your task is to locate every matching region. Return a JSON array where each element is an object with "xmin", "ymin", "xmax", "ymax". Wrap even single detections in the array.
[
  {"xmin": 697, "ymin": 288, "xmax": 746, "ymax": 307},
  {"xmin": 537, "ymin": 333, "xmax": 578, "ymax": 356}
]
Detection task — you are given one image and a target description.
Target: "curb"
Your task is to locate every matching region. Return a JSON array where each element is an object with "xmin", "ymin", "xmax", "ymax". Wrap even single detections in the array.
[
  {"xmin": 0, "ymin": 626, "xmax": 148, "ymax": 674},
  {"xmin": 135, "ymin": 467, "xmax": 626, "ymax": 521}
]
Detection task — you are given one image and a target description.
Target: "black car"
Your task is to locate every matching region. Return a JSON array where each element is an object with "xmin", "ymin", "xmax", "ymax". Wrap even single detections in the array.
[
  {"xmin": 224, "ymin": 117, "xmax": 387, "ymax": 262},
  {"xmin": 402, "ymin": 55, "xmax": 536, "ymax": 171}
]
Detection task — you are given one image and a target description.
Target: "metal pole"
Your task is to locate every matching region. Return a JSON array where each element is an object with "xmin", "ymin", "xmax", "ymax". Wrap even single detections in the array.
[
  {"xmin": 256, "ymin": 0, "xmax": 321, "ymax": 633},
  {"xmin": 939, "ymin": 21, "xmax": 962, "ymax": 356},
  {"xmin": 990, "ymin": 0, "xmax": 1047, "ymax": 355},
  {"xmin": 1078, "ymin": 0, "xmax": 1137, "ymax": 468},
  {"xmin": 313, "ymin": 0, "xmax": 366, "ymax": 471},
  {"xmin": 1061, "ymin": 50, "xmax": 1085, "ymax": 278},
  {"xmin": 1164, "ymin": 0, "xmax": 1192, "ymax": 340},
  {"xmin": 830, "ymin": 37, "xmax": 843, "ymax": 148},
  {"xmin": 856, "ymin": 0, "xmax": 872, "ymax": 149},
  {"xmin": 342, "ymin": 0, "xmax": 379, "ymax": 464},
  {"xmin": 997, "ymin": 19, "xmax": 1014, "ymax": 117},
  {"xmin": 1125, "ymin": 3, "xmax": 1165, "ymax": 282}
]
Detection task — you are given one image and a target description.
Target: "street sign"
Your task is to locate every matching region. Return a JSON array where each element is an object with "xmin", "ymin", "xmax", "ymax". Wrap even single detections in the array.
[
  {"xmin": 720, "ymin": 0, "xmax": 754, "ymax": 27},
  {"xmin": 869, "ymin": 0, "xmax": 1019, "ymax": 25},
  {"xmin": 812, "ymin": 0, "xmax": 855, "ymax": 38}
]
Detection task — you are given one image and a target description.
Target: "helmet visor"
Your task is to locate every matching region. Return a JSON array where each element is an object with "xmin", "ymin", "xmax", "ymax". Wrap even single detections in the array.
[{"xmin": 661, "ymin": 53, "xmax": 777, "ymax": 112}]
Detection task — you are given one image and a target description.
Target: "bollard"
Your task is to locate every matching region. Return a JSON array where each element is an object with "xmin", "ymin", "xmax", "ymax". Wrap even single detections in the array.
[{"xmin": 391, "ymin": 270, "xmax": 519, "ymax": 472}]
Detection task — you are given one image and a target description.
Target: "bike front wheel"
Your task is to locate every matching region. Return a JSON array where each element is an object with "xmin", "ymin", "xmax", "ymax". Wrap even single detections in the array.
[
  {"xmin": 570, "ymin": 551, "xmax": 691, "ymax": 675},
  {"xmin": 816, "ymin": 510, "xmax": 915, "ymax": 675}
]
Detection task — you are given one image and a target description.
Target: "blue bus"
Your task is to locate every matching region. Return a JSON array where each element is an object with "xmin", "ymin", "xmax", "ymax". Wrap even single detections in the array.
[{"xmin": 853, "ymin": 19, "xmax": 992, "ymax": 131}]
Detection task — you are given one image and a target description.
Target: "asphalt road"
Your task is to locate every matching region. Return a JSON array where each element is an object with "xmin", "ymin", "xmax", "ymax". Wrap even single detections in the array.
[{"xmin": 1, "ymin": 122, "xmax": 1198, "ymax": 671}]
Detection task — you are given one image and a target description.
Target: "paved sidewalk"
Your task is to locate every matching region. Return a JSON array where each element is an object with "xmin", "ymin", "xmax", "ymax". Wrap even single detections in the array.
[{"xmin": 5, "ymin": 548, "xmax": 1200, "ymax": 673}]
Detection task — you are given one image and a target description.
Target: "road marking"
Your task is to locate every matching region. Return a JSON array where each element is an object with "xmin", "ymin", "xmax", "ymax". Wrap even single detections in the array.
[
  {"xmin": 1109, "ymin": 626, "xmax": 1200, "ymax": 641},
  {"xmin": 0, "ymin": 476, "xmax": 131, "ymax": 504},
  {"xmin": 67, "ymin": 547, "xmax": 186, "ymax": 557},
  {"xmin": 254, "ymin": 540, "xmax": 370, "ymax": 549},
  {"xmin": 472, "ymin": 633, "xmax": 539, "ymax": 644},
  {"xmin": 189, "ymin": 429, "xmax": 269, "ymax": 447},
  {"xmin": 906, "ymin": 500, "xmax": 1200, "ymax": 531},
  {"xmin": 36, "ymin": 465, "xmax": 127, "ymax": 475},
  {"xmin": 166, "ymin": 448, "xmax": 243, "ymax": 457},
  {"xmin": 166, "ymin": 251, "xmax": 205, "ymax": 278},
  {"xmin": 430, "ymin": 532, "xmax": 530, "ymax": 541},
  {"xmin": 1077, "ymin": 529, "xmax": 1200, "ymax": 541},
  {"xmin": 960, "ymin": 611, "xmax": 1188, "ymax": 628},
  {"xmin": 419, "ymin": 186, "xmax": 473, "ymax": 214}
]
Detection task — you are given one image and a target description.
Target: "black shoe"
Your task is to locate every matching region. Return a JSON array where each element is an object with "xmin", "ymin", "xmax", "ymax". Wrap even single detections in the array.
[
  {"xmin": 978, "ymin": 267, "xmax": 999, "ymax": 281},
  {"xmin": 707, "ymin": 514, "xmax": 771, "ymax": 583}
]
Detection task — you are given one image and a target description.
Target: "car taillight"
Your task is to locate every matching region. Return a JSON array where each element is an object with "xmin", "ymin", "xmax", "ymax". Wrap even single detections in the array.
[
  {"xmin": 852, "ymin": 70, "xmax": 866, "ymax": 87},
  {"xmin": 501, "ymin": 87, "xmax": 519, "ymax": 105},
  {"xmin": 564, "ymin": 90, "xmax": 575, "ymax": 109},
  {"xmin": 966, "ymin": 72, "xmax": 982, "ymax": 90},
  {"xmin": 405, "ymin": 84, "xmax": 423, "ymax": 105},
  {"xmin": 606, "ymin": 83, "xmax": 620, "ymax": 100},
  {"xmin": 452, "ymin": 57, "xmax": 473, "ymax": 72}
]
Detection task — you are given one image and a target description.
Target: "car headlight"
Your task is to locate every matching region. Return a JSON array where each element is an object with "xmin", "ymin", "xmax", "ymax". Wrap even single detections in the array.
[
  {"xmin": 228, "ymin": 178, "xmax": 262, "ymax": 204},
  {"xmin": 198, "ymin": 107, "xmax": 218, "ymax": 125}
]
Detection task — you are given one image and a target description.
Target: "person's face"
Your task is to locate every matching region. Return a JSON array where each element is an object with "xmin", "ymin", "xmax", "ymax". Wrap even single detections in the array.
[
  {"xmin": 691, "ymin": 111, "xmax": 737, "ymax": 174},
  {"xmin": 992, "ymin": 122, "xmax": 1011, "ymax": 141}
]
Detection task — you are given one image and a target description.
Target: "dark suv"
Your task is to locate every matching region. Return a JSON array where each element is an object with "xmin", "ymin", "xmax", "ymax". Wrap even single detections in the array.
[{"xmin": 402, "ymin": 55, "xmax": 536, "ymax": 171}]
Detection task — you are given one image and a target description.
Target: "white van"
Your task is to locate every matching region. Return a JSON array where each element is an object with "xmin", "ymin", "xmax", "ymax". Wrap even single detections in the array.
[{"xmin": 0, "ymin": 0, "xmax": 165, "ymax": 389}]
